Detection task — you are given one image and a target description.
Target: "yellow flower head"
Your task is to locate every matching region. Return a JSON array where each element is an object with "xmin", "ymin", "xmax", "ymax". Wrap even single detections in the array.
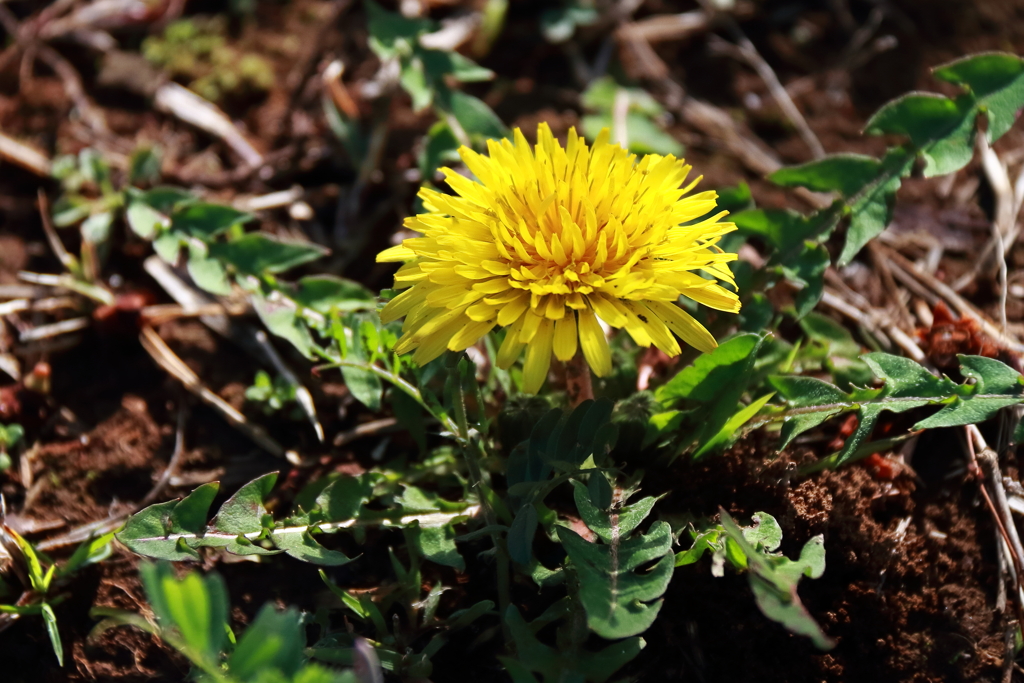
[{"xmin": 377, "ymin": 123, "xmax": 741, "ymax": 393}]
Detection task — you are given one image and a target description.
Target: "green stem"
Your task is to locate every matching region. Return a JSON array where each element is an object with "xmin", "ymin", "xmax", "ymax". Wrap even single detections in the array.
[{"xmin": 448, "ymin": 359, "xmax": 512, "ymax": 646}]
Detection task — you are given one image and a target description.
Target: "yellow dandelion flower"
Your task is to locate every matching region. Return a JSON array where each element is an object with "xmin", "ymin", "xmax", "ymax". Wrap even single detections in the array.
[{"xmin": 377, "ymin": 123, "xmax": 741, "ymax": 394}]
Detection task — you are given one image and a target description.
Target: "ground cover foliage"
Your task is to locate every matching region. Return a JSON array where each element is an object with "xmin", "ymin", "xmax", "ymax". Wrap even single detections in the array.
[{"xmin": 4, "ymin": 1, "xmax": 1024, "ymax": 681}]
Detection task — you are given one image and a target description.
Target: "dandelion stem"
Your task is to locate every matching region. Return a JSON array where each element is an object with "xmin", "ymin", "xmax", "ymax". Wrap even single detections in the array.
[{"xmin": 565, "ymin": 352, "xmax": 594, "ymax": 407}]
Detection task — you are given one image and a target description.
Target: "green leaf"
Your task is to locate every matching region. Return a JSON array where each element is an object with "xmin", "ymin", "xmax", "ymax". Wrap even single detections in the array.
[
  {"xmin": 139, "ymin": 561, "xmax": 229, "ymax": 665},
  {"xmin": 508, "ymin": 504, "xmax": 538, "ymax": 564},
  {"xmin": 503, "ymin": 606, "xmax": 642, "ymax": 683},
  {"xmin": 540, "ymin": 3, "xmax": 598, "ymax": 43},
  {"xmin": 153, "ymin": 230, "xmax": 184, "ymax": 263},
  {"xmin": 172, "ymin": 203, "xmax": 252, "ymax": 239},
  {"xmin": 694, "ymin": 392, "xmax": 775, "ymax": 458},
  {"xmin": 187, "ymin": 247, "xmax": 232, "ymax": 295},
  {"xmin": 656, "ymin": 333, "xmax": 765, "ymax": 454},
  {"xmin": 126, "ymin": 200, "xmax": 168, "ymax": 240},
  {"xmin": 138, "ymin": 187, "xmax": 195, "ymax": 213},
  {"xmin": 406, "ymin": 521, "xmax": 465, "ymax": 571},
  {"xmin": 293, "ymin": 276, "xmax": 374, "ymax": 314},
  {"xmin": 81, "ymin": 212, "xmax": 114, "ymax": 244},
  {"xmin": 365, "ymin": 0, "xmax": 432, "ymax": 59},
  {"xmin": 116, "ymin": 498, "xmax": 202, "ymax": 561},
  {"xmin": 270, "ymin": 529, "xmax": 352, "ymax": 566},
  {"xmin": 252, "ymin": 294, "xmax": 315, "ymax": 359},
  {"xmin": 210, "ymin": 233, "xmax": 328, "ymax": 276},
  {"xmin": 419, "ymin": 121, "xmax": 462, "ymax": 181},
  {"xmin": 865, "ymin": 93, "xmax": 976, "ymax": 177},
  {"xmin": 570, "ymin": 481, "xmax": 659, "ymax": 544},
  {"xmin": 719, "ymin": 512, "xmax": 833, "ymax": 650},
  {"xmin": 933, "ymin": 52, "xmax": 1024, "ymax": 142},
  {"xmin": 227, "ymin": 604, "xmax": 305, "ymax": 681},
  {"xmin": 732, "ymin": 208, "xmax": 836, "ymax": 262},
  {"xmin": 209, "ymin": 473, "xmax": 279, "ymax": 556},
  {"xmin": 767, "ymin": 353, "xmax": 1024, "ymax": 465},
  {"xmin": 837, "ymin": 148, "xmax": 914, "ymax": 265},
  {"xmin": 558, "ymin": 521, "xmax": 673, "ymax": 639},
  {"xmin": 781, "ymin": 243, "xmax": 828, "ymax": 318},
  {"xmin": 770, "ymin": 153, "xmax": 883, "ymax": 196},
  {"xmin": 444, "ymin": 90, "xmax": 508, "ymax": 139},
  {"xmin": 41, "ymin": 602, "xmax": 63, "ymax": 666}
]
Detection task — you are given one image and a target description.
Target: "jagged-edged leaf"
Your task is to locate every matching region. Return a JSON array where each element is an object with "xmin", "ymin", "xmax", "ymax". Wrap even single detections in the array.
[
  {"xmin": 933, "ymin": 52, "xmax": 1024, "ymax": 142},
  {"xmin": 732, "ymin": 208, "xmax": 837, "ymax": 262},
  {"xmin": 765, "ymin": 353, "xmax": 1024, "ymax": 465},
  {"xmin": 119, "ymin": 474, "xmax": 475, "ymax": 565},
  {"xmin": 570, "ymin": 481, "xmax": 659, "ymax": 544},
  {"xmin": 557, "ymin": 520, "xmax": 673, "ymax": 639},
  {"xmin": 719, "ymin": 512, "xmax": 833, "ymax": 650}
]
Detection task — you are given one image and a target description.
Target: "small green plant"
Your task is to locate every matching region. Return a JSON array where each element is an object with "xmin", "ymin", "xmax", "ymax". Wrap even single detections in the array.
[
  {"xmin": 245, "ymin": 370, "xmax": 299, "ymax": 416},
  {"xmin": 142, "ymin": 17, "xmax": 274, "ymax": 103},
  {"xmin": 0, "ymin": 422, "xmax": 23, "ymax": 471},
  {"xmin": 678, "ymin": 511, "xmax": 832, "ymax": 650},
  {"xmin": 92, "ymin": 562, "xmax": 362, "ymax": 682},
  {"xmin": 1, "ymin": 525, "xmax": 114, "ymax": 666}
]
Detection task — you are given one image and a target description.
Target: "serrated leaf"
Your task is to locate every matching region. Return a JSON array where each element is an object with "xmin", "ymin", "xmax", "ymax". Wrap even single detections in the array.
[
  {"xmin": 209, "ymin": 233, "xmax": 328, "ymax": 275},
  {"xmin": 570, "ymin": 481, "xmax": 658, "ymax": 544},
  {"xmin": 116, "ymin": 498, "xmax": 200, "ymax": 561},
  {"xmin": 732, "ymin": 209, "xmax": 837, "ymax": 262},
  {"xmin": 768, "ymin": 353, "xmax": 1024, "ymax": 464},
  {"xmin": 720, "ymin": 512, "xmax": 833, "ymax": 650},
  {"xmin": 207, "ymin": 473, "xmax": 279, "ymax": 556},
  {"xmin": 782, "ymin": 242, "xmax": 828, "ymax": 318},
  {"xmin": 558, "ymin": 521, "xmax": 673, "ymax": 639}
]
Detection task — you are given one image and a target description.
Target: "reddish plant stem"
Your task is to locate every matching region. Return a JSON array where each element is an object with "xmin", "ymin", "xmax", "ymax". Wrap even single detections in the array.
[{"xmin": 565, "ymin": 352, "xmax": 594, "ymax": 407}]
